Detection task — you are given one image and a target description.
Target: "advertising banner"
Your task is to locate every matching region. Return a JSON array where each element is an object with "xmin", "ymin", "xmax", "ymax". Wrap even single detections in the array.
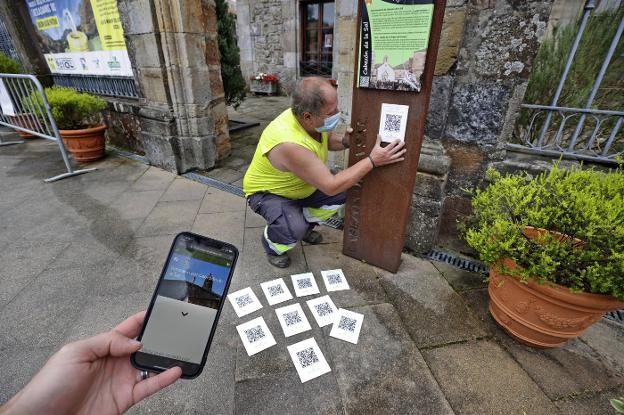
[
  {"xmin": 357, "ymin": 0, "xmax": 434, "ymax": 92},
  {"xmin": 26, "ymin": 0, "xmax": 134, "ymax": 77}
]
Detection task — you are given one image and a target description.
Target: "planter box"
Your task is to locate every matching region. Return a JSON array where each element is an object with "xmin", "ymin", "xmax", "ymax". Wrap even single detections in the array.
[{"xmin": 250, "ymin": 79, "xmax": 278, "ymax": 95}]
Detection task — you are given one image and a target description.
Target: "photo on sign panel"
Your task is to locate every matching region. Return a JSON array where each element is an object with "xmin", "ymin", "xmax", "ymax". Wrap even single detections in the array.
[
  {"xmin": 306, "ymin": 295, "xmax": 338, "ymax": 327},
  {"xmin": 236, "ymin": 316, "xmax": 276, "ymax": 356},
  {"xmin": 287, "ymin": 337, "xmax": 331, "ymax": 383},
  {"xmin": 291, "ymin": 272, "xmax": 320, "ymax": 297},
  {"xmin": 227, "ymin": 287, "xmax": 262, "ymax": 318},
  {"xmin": 321, "ymin": 269, "xmax": 350, "ymax": 292},
  {"xmin": 329, "ymin": 308, "xmax": 364, "ymax": 345},
  {"xmin": 275, "ymin": 303, "xmax": 312, "ymax": 337},
  {"xmin": 260, "ymin": 277, "xmax": 293, "ymax": 306}
]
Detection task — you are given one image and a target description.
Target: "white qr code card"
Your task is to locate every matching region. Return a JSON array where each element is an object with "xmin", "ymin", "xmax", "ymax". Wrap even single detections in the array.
[
  {"xmin": 306, "ymin": 295, "xmax": 338, "ymax": 327},
  {"xmin": 260, "ymin": 277, "xmax": 293, "ymax": 306},
  {"xmin": 287, "ymin": 337, "xmax": 331, "ymax": 383},
  {"xmin": 236, "ymin": 316, "xmax": 276, "ymax": 356},
  {"xmin": 291, "ymin": 272, "xmax": 320, "ymax": 297},
  {"xmin": 227, "ymin": 287, "xmax": 262, "ymax": 318},
  {"xmin": 378, "ymin": 103, "xmax": 409, "ymax": 143},
  {"xmin": 275, "ymin": 303, "xmax": 312, "ymax": 337},
  {"xmin": 329, "ymin": 308, "xmax": 364, "ymax": 344},
  {"xmin": 321, "ymin": 269, "xmax": 349, "ymax": 292}
]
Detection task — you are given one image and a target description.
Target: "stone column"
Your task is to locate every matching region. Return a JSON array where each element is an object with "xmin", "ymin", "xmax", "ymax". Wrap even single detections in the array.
[{"xmin": 119, "ymin": 0, "xmax": 230, "ymax": 173}]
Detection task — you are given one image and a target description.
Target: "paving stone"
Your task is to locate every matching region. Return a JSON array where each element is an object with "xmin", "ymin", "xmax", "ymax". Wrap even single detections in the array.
[
  {"xmin": 324, "ymin": 303, "xmax": 454, "ymax": 414},
  {"xmin": 462, "ymin": 288, "xmax": 624, "ymax": 399},
  {"xmin": 109, "ymin": 189, "xmax": 164, "ymax": 220},
  {"xmin": 45, "ymin": 237, "xmax": 126, "ymax": 271},
  {"xmin": 136, "ymin": 199, "xmax": 201, "ymax": 237},
  {"xmin": 192, "ymin": 211, "xmax": 245, "ymax": 248},
  {"xmin": 91, "ymin": 256, "xmax": 160, "ymax": 296},
  {"xmin": 423, "ymin": 340, "xmax": 559, "ymax": 414},
  {"xmin": 205, "ymin": 167, "xmax": 245, "ymax": 184},
  {"xmin": 0, "ymin": 346, "xmax": 56, "ymax": 404},
  {"xmin": 555, "ymin": 385, "xmax": 624, "ymax": 415},
  {"xmin": 130, "ymin": 166, "xmax": 176, "ymax": 191},
  {"xmin": 0, "ymin": 266, "xmax": 92, "ymax": 349},
  {"xmin": 580, "ymin": 319, "xmax": 624, "ymax": 374},
  {"xmin": 159, "ymin": 177, "xmax": 209, "ymax": 202},
  {"xmin": 301, "ymin": 226, "xmax": 343, "ymax": 245},
  {"xmin": 431, "ymin": 261, "xmax": 488, "ymax": 292},
  {"xmin": 199, "ymin": 189, "xmax": 246, "ymax": 214},
  {"xmin": 78, "ymin": 159, "xmax": 149, "ymax": 183},
  {"xmin": 379, "ymin": 254, "xmax": 486, "ymax": 347},
  {"xmin": 0, "ymin": 240, "xmax": 69, "ymax": 308},
  {"xmin": 303, "ymin": 243, "xmax": 387, "ymax": 308}
]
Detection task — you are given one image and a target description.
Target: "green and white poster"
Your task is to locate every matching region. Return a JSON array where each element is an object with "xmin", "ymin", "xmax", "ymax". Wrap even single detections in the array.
[
  {"xmin": 26, "ymin": 0, "xmax": 134, "ymax": 77},
  {"xmin": 358, "ymin": 0, "xmax": 434, "ymax": 92}
]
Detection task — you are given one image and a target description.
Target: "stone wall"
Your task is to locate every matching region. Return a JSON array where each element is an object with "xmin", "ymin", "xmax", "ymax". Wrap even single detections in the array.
[
  {"xmin": 236, "ymin": 0, "xmax": 298, "ymax": 95},
  {"xmin": 102, "ymin": 99, "xmax": 144, "ymax": 154}
]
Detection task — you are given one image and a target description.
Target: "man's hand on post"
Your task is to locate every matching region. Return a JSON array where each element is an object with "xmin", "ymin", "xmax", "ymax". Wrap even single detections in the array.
[{"xmin": 369, "ymin": 134, "xmax": 406, "ymax": 167}]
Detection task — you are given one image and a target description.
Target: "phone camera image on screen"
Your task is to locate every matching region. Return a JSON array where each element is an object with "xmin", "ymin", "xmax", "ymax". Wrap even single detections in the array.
[{"xmin": 136, "ymin": 236, "xmax": 235, "ymax": 368}]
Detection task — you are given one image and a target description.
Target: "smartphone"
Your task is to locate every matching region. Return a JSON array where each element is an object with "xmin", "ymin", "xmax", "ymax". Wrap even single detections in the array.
[{"xmin": 131, "ymin": 232, "xmax": 238, "ymax": 379}]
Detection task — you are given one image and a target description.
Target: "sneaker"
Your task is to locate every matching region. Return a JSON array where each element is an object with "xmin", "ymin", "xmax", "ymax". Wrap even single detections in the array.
[
  {"xmin": 267, "ymin": 253, "xmax": 291, "ymax": 268},
  {"xmin": 302, "ymin": 229, "xmax": 323, "ymax": 244}
]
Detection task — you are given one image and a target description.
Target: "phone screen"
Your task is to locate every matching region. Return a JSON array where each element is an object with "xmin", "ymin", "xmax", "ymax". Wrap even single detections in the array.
[{"xmin": 135, "ymin": 235, "xmax": 235, "ymax": 368}]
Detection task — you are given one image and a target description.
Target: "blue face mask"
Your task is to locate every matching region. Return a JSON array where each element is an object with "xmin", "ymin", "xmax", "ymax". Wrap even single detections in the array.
[{"xmin": 315, "ymin": 112, "xmax": 341, "ymax": 133}]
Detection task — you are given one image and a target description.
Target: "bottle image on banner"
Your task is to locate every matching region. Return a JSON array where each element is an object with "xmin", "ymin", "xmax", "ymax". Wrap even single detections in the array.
[{"xmin": 63, "ymin": 9, "xmax": 89, "ymax": 52}]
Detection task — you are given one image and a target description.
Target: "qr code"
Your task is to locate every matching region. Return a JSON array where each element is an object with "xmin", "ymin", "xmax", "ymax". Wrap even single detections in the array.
[
  {"xmin": 296, "ymin": 347, "xmax": 319, "ymax": 368},
  {"xmin": 338, "ymin": 316, "xmax": 357, "ymax": 332},
  {"xmin": 244, "ymin": 325, "xmax": 265, "ymax": 343},
  {"xmin": 235, "ymin": 294, "xmax": 253, "ymax": 308},
  {"xmin": 384, "ymin": 114, "xmax": 402, "ymax": 133},
  {"xmin": 267, "ymin": 284, "xmax": 284, "ymax": 297},
  {"xmin": 314, "ymin": 302, "xmax": 334, "ymax": 317},
  {"xmin": 283, "ymin": 311, "xmax": 302, "ymax": 326},
  {"xmin": 327, "ymin": 273, "xmax": 342, "ymax": 285},
  {"xmin": 297, "ymin": 278, "xmax": 313, "ymax": 289},
  {"xmin": 360, "ymin": 76, "xmax": 370, "ymax": 87}
]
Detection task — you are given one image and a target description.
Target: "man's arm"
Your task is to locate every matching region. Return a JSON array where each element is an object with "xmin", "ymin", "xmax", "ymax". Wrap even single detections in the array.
[
  {"xmin": 267, "ymin": 135, "xmax": 406, "ymax": 196},
  {"xmin": 327, "ymin": 128, "xmax": 353, "ymax": 151}
]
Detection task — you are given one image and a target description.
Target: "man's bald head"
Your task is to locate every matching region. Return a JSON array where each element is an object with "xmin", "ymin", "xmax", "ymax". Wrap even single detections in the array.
[{"xmin": 292, "ymin": 77, "xmax": 336, "ymax": 117}]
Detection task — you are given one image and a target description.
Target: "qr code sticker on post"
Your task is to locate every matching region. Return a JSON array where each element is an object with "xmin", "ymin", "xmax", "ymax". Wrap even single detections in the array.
[
  {"xmin": 315, "ymin": 303, "xmax": 334, "ymax": 317},
  {"xmin": 244, "ymin": 325, "xmax": 266, "ymax": 343},
  {"xmin": 296, "ymin": 347, "xmax": 320, "ymax": 368},
  {"xmin": 327, "ymin": 273, "xmax": 342, "ymax": 285},
  {"xmin": 297, "ymin": 278, "xmax": 313, "ymax": 289},
  {"xmin": 284, "ymin": 311, "xmax": 302, "ymax": 327},
  {"xmin": 267, "ymin": 285, "xmax": 284, "ymax": 297},
  {"xmin": 360, "ymin": 76, "xmax": 370, "ymax": 87},
  {"xmin": 338, "ymin": 316, "xmax": 357, "ymax": 332},
  {"xmin": 384, "ymin": 114, "xmax": 402, "ymax": 133},
  {"xmin": 236, "ymin": 294, "xmax": 253, "ymax": 308}
]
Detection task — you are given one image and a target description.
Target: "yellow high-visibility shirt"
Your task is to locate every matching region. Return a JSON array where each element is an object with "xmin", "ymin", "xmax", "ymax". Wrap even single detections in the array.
[{"xmin": 243, "ymin": 108, "xmax": 328, "ymax": 199}]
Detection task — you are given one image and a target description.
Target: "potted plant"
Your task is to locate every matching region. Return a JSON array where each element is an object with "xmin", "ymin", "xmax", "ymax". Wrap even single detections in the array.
[
  {"xmin": 30, "ymin": 86, "xmax": 107, "ymax": 162},
  {"xmin": 464, "ymin": 163, "xmax": 624, "ymax": 348},
  {"xmin": 250, "ymin": 72, "xmax": 278, "ymax": 95},
  {"xmin": 0, "ymin": 52, "xmax": 37, "ymax": 139}
]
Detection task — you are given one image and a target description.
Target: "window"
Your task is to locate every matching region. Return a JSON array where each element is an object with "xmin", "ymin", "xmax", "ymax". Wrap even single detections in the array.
[{"xmin": 300, "ymin": 1, "xmax": 334, "ymax": 76}]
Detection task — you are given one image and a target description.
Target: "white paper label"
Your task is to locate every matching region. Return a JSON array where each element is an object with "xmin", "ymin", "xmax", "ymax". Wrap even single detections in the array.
[
  {"xmin": 321, "ymin": 269, "xmax": 350, "ymax": 292},
  {"xmin": 306, "ymin": 295, "xmax": 338, "ymax": 327},
  {"xmin": 291, "ymin": 272, "xmax": 320, "ymax": 297},
  {"xmin": 287, "ymin": 337, "xmax": 331, "ymax": 383},
  {"xmin": 275, "ymin": 303, "xmax": 312, "ymax": 337},
  {"xmin": 260, "ymin": 277, "xmax": 293, "ymax": 306},
  {"xmin": 236, "ymin": 316, "xmax": 277, "ymax": 356},
  {"xmin": 329, "ymin": 308, "xmax": 364, "ymax": 344},
  {"xmin": 379, "ymin": 103, "xmax": 409, "ymax": 143},
  {"xmin": 227, "ymin": 287, "xmax": 262, "ymax": 318}
]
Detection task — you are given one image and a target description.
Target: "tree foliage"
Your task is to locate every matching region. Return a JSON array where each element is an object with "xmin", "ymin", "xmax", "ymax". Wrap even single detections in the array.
[{"xmin": 216, "ymin": 0, "xmax": 246, "ymax": 108}]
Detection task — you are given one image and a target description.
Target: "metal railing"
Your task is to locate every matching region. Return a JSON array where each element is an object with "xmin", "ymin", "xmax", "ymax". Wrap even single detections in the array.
[
  {"xmin": 0, "ymin": 73, "xmax": 96, "ymax": 182},
  {"xmin": 52, "ymin": 74, "xmax": 138, "ymax": 99},
  {"xmin": 511, "ymin": 1, "xmax": 623, "ymax": 165}
]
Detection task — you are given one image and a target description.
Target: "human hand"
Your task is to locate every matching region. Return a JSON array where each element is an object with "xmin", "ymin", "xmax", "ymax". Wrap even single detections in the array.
[
  {"xmin": 341, "ymin": 127, "xmax": 353, "ymax": 149},
  {"xmin": 0, "ymin": 311, "xmax": 182, "ymax": 415},
  {"xmin": 369, "ymin": 134, "xmax": 406, "ymax": 167}
]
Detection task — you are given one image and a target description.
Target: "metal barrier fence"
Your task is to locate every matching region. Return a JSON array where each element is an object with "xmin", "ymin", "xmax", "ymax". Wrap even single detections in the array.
[
  {"xmin": 0, "ymin": 73, "xmax": 95, "ymax": 182},
  {"xmin": 511, "ymin": 0, "xmax": 623, "ymax": 165}
]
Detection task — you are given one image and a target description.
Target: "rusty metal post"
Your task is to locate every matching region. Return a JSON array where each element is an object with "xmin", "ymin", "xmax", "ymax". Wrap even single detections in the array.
[{"xmin": 342, "ymin": 0, "xmax": 447, "ymax": 273}]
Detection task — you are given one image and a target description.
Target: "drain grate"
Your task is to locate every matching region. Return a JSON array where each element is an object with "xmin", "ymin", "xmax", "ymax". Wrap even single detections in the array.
[
  {"xmin": 427, "ymin": 249, "xmax": 488, "ymax": 274},
  {"xmin": 323, "ymin": 216, "xmax": 344, "ymax": 230},
  {"xmin": 605, "ymin": 309, "xmax": 624, "ymax": 325},
  {"xmin": 183, "ymin": 172, "xmax": 245, "ymax": 198}
]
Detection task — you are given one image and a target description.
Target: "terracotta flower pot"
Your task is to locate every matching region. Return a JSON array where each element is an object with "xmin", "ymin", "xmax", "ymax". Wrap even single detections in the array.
[
  {"xmin": 488, "ymin": 227, "xmax": 624, "ymax": 348},
  {"xmin": 60, "ymin": 124, "xmax": 107, "ymax": 162},
  {"xmin": 11, "ymin": 113, "xmax": 37, "ymax": 138}
]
